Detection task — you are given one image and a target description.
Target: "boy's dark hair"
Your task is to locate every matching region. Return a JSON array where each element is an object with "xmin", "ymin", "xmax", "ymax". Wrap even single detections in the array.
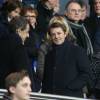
[
  {"xmin": 5, "ymin": 70, "xmax": 29, "ymax": 94},
  {"xmin": 1, "ymin": 0, "xmax": 22, "ymax": 15}
]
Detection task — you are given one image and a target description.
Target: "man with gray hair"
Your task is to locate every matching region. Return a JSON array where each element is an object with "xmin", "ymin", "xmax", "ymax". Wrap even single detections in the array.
[{"xmin": 64, "ymin": 0, "xmax": 93, "ymax": 57}]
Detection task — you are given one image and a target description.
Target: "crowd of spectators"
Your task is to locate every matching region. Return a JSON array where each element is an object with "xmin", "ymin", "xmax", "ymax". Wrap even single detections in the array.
[{"xmin": 0, "ymin": 0, "xmax": 100, "ymax": 99}]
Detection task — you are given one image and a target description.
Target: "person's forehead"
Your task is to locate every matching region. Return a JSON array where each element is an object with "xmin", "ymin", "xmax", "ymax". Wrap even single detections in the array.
[
  {"xmin": 17, "ymin": 77, "xmax": 31, "ymax": 85},
  {"xmin": 68, "ymin": 2, "xmax": 81, "ymax": 9}
]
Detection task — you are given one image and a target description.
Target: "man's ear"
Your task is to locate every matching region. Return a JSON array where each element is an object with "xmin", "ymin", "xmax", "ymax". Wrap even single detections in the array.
[{"xmin": 9, "ymin": 86, "xmax": 16, "ymax": 94}]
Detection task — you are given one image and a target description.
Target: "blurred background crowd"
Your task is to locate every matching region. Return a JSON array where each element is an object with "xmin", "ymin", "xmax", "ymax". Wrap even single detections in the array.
[{"xmin": 0, "ymin": 0, "xmax": 100, "ymax": 99}]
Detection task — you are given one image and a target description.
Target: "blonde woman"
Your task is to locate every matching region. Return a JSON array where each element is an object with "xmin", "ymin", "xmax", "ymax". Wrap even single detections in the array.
[
  {"xmin": 37, "ymin": 15, "xmax": 76, "ymax": 80},
  {"xmin": 42, "ymin": 20, "xmax": 92, "ymax": 98}
]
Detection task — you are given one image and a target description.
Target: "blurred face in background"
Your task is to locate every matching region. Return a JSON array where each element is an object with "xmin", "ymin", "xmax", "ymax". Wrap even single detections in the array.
[
  {"xmin": 25, "ymin": 11, "xmax": 37, "ymax": 28},
  {"xmin": 94, "ymin": 0, "xmax": 100, "ymax": 16},
  {"xmin": 66, "ymin": 2, "xmax": 82, "ymax": 22},
  {"xmin": 81, "ymin": 6, "xmax": 87, "ymax": 21},
  {"xmin": 9, "ymin": 7, "xmax": 21, "ymax": 19}
]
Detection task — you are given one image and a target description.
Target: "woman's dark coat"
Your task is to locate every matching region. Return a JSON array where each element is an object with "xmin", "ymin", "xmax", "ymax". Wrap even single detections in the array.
[
  {"xmin": 42, "ymin": 40, "xmax": 92, "ymax": 97},
  {"xmin": 0, "ymin": 33, "xmax": 36, "ymax": 90}
]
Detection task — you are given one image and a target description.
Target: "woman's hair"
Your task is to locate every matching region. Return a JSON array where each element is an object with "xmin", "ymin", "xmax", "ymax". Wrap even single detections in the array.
[
  {"xmin": 48, "ymin": 15, "xmax": 76, "ymax": 42},
  {"xmin": 48, "ymin": 22, "xmax": 67, "ymax": 35},
  {"xmin": 49, "ymin": 15, "xmax": 70, "ymax": 34},
  {"xmin": 10, "ymin": 16, "xmax": 28, "ymax": 32}
]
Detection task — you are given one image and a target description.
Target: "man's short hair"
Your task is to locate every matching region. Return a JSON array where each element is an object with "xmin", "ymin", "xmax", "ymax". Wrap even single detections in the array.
[{"xmin": 5, "ymin": 70, "xmax": 29, "ymax": 94}]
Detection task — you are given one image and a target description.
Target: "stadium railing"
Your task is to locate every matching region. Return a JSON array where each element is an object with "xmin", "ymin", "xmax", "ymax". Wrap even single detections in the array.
[{"xmin": 0, "ymin": 89, "xmax": 94, "ymax": 100}]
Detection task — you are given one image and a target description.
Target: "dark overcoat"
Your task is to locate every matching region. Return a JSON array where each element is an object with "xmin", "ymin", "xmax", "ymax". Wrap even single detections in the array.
[
  {"xmin": 0, "ymin": 33, "xmax": 35, "ymax": 90},
  {"xmin": 42, "ymin": 40, "xmax": 92, "ymax": 97}
]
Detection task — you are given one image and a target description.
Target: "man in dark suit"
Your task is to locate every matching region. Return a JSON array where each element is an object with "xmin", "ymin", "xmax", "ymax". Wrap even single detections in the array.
[
  {"xmin": 88, "ymin": 0, "xmax": 100, "ymax": 98},
  {"xmin": 91, "ymin": 0, "xmax": 100, "ymax": 52}
]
